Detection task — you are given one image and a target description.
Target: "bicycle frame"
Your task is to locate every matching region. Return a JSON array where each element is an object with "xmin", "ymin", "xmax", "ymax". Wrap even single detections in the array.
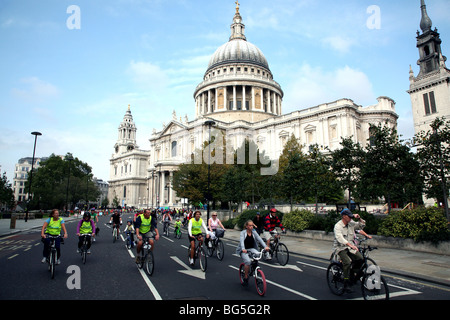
[
  {"xmin": 45, "ymin": 235, "xmax": 61, "ymax": 279},
  {"xmin": 79, "ymin": 233, "xmax": 91, "ymax": 264}
]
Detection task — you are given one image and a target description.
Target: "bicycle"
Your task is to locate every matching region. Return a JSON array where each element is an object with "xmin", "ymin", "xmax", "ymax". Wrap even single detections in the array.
[
  {"xmin": 261, "ymin": 229, "xmax": 289, "ymax": 266},
  {"xmin": 136, "ymin": 236, "xmax": 154, "ymax": 276},
  {"xmin": 79, "ymin": 233, "xmax": 91, "ymax": 264},
  {"xmin": 206, "ymin": 228, "xmax": 225, "ymax": 261},
  {"xmin": 187, "ymin": 234, "xmax": 207, "ymax": 272},
  {"xmin": 174, "ymin": 225, "xmax": 182, "ymax": 239},
  {"xmin": 126, "ymin": 231, "xmax": 135, "ymax": 249},
  {"xmin": 44, "ymin": 235, "xmax": 62, "ymax": 279},
  {"xmin": 326, "ymin": 237, "xmax": 389, "ymax": 300},
  {"xmin": 239, "ymin": 249, "xmax": 267, "ymax": 296},
  {"xmin": 112, "ymin": 223, "xmax": 120, "ymax": 243},
  {"xmin": 163, "ymin": 221, "xmax": 170, "ymax": 237}
]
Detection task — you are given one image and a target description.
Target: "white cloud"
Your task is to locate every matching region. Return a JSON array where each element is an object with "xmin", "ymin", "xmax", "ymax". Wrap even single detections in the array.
[
  {"xmin": 322, "ymin": 35, "xmax": 355, "ymax": 53},
  {"xmin": 11, "ymin": 77, "xmax": 59, "ymax": 103},
  {"xmin": 127, "ymin": 60, "xmax": 169, "ymax": 91},
  {"xmin": 283, "ymin": 63, "xmax": 375, "ymax": 111}
]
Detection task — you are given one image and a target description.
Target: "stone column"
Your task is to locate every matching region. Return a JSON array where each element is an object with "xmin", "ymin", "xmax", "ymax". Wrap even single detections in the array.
[{"xmin": 233, "ymin": 85, "xmax": 237, "ymax": 110}]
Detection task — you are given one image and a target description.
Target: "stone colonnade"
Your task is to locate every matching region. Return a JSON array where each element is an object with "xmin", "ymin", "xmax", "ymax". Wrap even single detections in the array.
[{"xmin": 196, "ymin": 84, "xmax": 282, "ymax": 116}]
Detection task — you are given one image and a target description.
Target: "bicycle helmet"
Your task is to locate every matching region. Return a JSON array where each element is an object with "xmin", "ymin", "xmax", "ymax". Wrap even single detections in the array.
[
  {"xmin": 83, "ymin": 212, "xmax": 91, "ymax": 219},
  {"xmin": 270, "ymin": 208, "xmax": 277, "ymax": 213}
]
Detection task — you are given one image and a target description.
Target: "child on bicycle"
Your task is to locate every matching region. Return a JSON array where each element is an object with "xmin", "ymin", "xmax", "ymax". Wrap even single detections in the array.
[
  {"xmin": 174, "ymin": 217, "xmax": 182, "ymax": 235},
  {"xmin": 123, "ymin": 220, "xmax": 135, "ymax": 247}
]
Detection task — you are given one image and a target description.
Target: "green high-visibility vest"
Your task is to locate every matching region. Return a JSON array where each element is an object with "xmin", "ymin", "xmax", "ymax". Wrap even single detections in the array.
[
  {"xmin": 139, "ymin": 214, "xmax": 152, "ymax": 234},
  {"xmin": 80, "ymin": 220, "xmax": 93, "ymax": 234},
  {"xmin": 191, "ymin": 218, "xmax": 203, "ymax": 235},
  {"xmin": 47, "ymin": 217, "xmax": 63, "ymax": 235}
]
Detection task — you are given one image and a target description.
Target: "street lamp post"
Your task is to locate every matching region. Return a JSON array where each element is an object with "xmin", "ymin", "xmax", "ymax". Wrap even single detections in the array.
[
  {"xmin": 65, "ymin": 154, "xmax": 74, "ymax": 215},
  {"xmin": 204, "ymin": 120, "xmax": 216, "ymax": 222},
  {"xmin": 25, "ymin": 131, "xmax": 42, "ymax": 222}
]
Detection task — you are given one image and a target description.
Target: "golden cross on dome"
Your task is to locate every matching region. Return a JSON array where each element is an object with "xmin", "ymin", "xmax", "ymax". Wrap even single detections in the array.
[{"xmin": 235, "ymin": 0, "xmax": 240, "ymax": 13}]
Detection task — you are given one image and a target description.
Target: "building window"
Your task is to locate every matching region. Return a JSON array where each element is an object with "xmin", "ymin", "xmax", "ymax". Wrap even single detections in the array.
[
  {"xmin": 423, "ymin": 91, "xmax": 437, "ymax": 115},
  {"xmin": 171, "ymin": 141, "xmax": 177, "ymax": 157}
]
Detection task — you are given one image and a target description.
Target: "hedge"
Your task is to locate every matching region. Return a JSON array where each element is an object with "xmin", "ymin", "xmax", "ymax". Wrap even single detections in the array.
[{"xmin": 379, "ymin": 207, "xmax": 449, "ymax": 243}]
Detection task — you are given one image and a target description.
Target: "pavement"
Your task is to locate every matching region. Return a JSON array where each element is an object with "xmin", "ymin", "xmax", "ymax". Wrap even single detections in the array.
[{"xmin": 1, "ymin": 215, "xmax": 450, "ymax": 288}]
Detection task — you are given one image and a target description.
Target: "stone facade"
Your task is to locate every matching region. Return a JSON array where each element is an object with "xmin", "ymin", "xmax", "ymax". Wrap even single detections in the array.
[{"xmin": 108, "ymin": 4, "xmax": 399, "ymax": 209}]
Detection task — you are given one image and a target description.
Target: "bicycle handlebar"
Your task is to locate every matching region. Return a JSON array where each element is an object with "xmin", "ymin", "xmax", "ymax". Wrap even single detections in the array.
[{"xmin": 248, "ymin": 249, "xmax": 266, "ymax": 261}]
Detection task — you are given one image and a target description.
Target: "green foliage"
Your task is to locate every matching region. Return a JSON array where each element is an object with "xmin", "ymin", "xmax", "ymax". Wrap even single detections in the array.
[
  {"xmin": 307, "ymin": 210, "xmax": 341, "ymax": 233},
  {"xmin": 235, "ymin": 209, "xmax": 270, "ymax": 230},
  {"xmin": 379, "ymin": 207, "xmax": 449, "ymax": 243},
  {"xmin": 282, "ymin": 209, "xmax": 315, "ymax": 233},
  {"xmin": 0, "ymin": 172, "xmax": 15, "ymax": 210}
]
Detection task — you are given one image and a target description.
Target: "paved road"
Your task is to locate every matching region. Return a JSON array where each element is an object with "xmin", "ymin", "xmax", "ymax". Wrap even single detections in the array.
[{"xmin": 1, "ymin": 213, "xmax": 449, "ymax": 306}]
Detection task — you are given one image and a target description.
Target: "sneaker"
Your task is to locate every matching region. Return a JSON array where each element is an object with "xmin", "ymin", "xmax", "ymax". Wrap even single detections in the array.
[
  {"xmin": 41, "ymin": 257, "xmax": 47, "ymax": 263},
  {"xmin": 56, "ymin": 259, "xmax": 61, "ymax": 265},
  {"xmin": 87, "ymin": 249, "xmax": 91, "ymax": 254},
  {"xmin": 135, "ymin": 256, "xmax": 141, "ymax": 264},
  {"xmin": 242, "ymin": 277, "xmax": 249, "ymax": 287},
  {"xmin": 77, "ymin": 249, "xmax": 80, "ymax": 253},
  {"xmin": 189, "ymin": 258, "xmax": 194, "ymax": 265}
]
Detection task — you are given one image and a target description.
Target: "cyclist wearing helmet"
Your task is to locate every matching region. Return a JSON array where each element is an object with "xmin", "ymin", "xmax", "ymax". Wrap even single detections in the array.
[
  {"xmin": 263, "ymin": 208, "xmax": 285, "ymax": 259},
  {"xmin": 76, "ymin": 212, "xmax": 96, "ymax": 253}
]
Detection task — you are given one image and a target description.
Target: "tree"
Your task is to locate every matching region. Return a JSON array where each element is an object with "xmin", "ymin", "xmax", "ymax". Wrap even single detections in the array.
[
  {"xmin": 414, "ymin": 117, "xmax": 450, "ymax": 221},
  {"xmin": 306, "ymin": 144, "xmax": 343, "ymax": 211},
  {"xmin": 277, "ymin": 135, "xmax": 305, "ymax": 209},
  {"xmin": 358, "ymin": 124, "xmax": 423, "ymax": 213},
  {"xmin": 26, "ymin": 153, "xmax": 100, "ymax": 210},
  {"xmin": 330, "ymin": 137, "xmax": 364, "ymax": 207},
  {"xmin": 0, "ymin": 172, "xmax": 15, "ymax": 211}
]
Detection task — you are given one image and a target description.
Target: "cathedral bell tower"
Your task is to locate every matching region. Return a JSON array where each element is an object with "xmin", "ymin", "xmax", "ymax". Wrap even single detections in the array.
[
  {"xmin": 408, "ymin": 0, "xmax": 450, "ymax": 134},
  {"xmin": 114, "ymin": 104, "xmax": 138, "ymax": 155}
]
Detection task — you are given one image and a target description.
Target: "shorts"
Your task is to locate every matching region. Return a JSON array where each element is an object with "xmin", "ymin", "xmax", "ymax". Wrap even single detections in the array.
[
  {"xmin": 262, "ymin": 230, "xmax": 273, "ymax": 242},
  {"xmin": 140, "ymin": 231, "xmax": 156, "ymax": 241},
  {"xmin": 188, "ymin": 233, "xmax": 203, "ymax": 242},
  {"xmin": 241, "ymin": 248, "xmax": 259, "ymax": 266}
]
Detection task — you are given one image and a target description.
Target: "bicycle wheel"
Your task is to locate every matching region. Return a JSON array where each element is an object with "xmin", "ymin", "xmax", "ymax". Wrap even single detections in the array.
[
  {"xmin": 112, "ymin": 228, "xmax": 117, "ymax": 243},
  {"xmin": 82, "ymin": 246, "xmax": 87, "ymax": 264},
  {"xmin": 176, "ymin": 230, "xmax": 182, "ymax": 239},
  {"xmin": 216, "ymin": 239, "xmax": 225, "ymax": 261},
  {"xmin": 326, "ymin": 262, "xmax": 345, "ymax": 296},
  {"xmin": 49, "ymin": 250, "xmax": 56, "ymax": 279},
  {"xmin": 275, "ymin": 243, "xmax": 289, "ymax": 266},
  {"xmin": 238, "ymin": 263, "xmax": 246, "ymax": 285},
  {"xmin": 361, "ymin": 272, "xmax": 389, "ymax": 300},
  {"xmin": 144, "ymin": 250, "xmax": 155, "ymax": 276},
  {"xmin": 199, "ymin": 247, "xmax": 207, "ymax": 272},
  {"xmin": 255, "ymin": 267, "xmax": 267, "ymax": 296},
  {"xmin": 206, "ymin": 241, "xmax": 214, "ymax": 257}
]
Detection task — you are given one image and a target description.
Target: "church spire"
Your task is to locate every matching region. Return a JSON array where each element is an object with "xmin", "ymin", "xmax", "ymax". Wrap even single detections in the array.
[
  {"xmin": 420, "ymin": 0, "xmax": 432, "ymax": 33},
  {"xmin": 229, "ymin": 1, "xmax": 246, "ymax": 41}
]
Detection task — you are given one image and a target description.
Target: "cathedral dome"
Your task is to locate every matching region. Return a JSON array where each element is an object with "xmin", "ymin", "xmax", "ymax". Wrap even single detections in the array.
[{"xmin": 206, "ymin": 39, "xmax": 270, "ymax": 73}]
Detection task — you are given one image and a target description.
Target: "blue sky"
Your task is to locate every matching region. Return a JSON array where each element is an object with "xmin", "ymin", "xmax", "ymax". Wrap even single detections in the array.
[{"xmin": 1, "ymin": 0, "xmax": 449, "ymax": 184}]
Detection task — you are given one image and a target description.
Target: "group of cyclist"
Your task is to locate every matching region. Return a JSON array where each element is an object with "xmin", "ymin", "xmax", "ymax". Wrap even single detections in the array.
[{"xmin": 40, "ymin": 204, "xmax": 368, "ymax": 294}]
